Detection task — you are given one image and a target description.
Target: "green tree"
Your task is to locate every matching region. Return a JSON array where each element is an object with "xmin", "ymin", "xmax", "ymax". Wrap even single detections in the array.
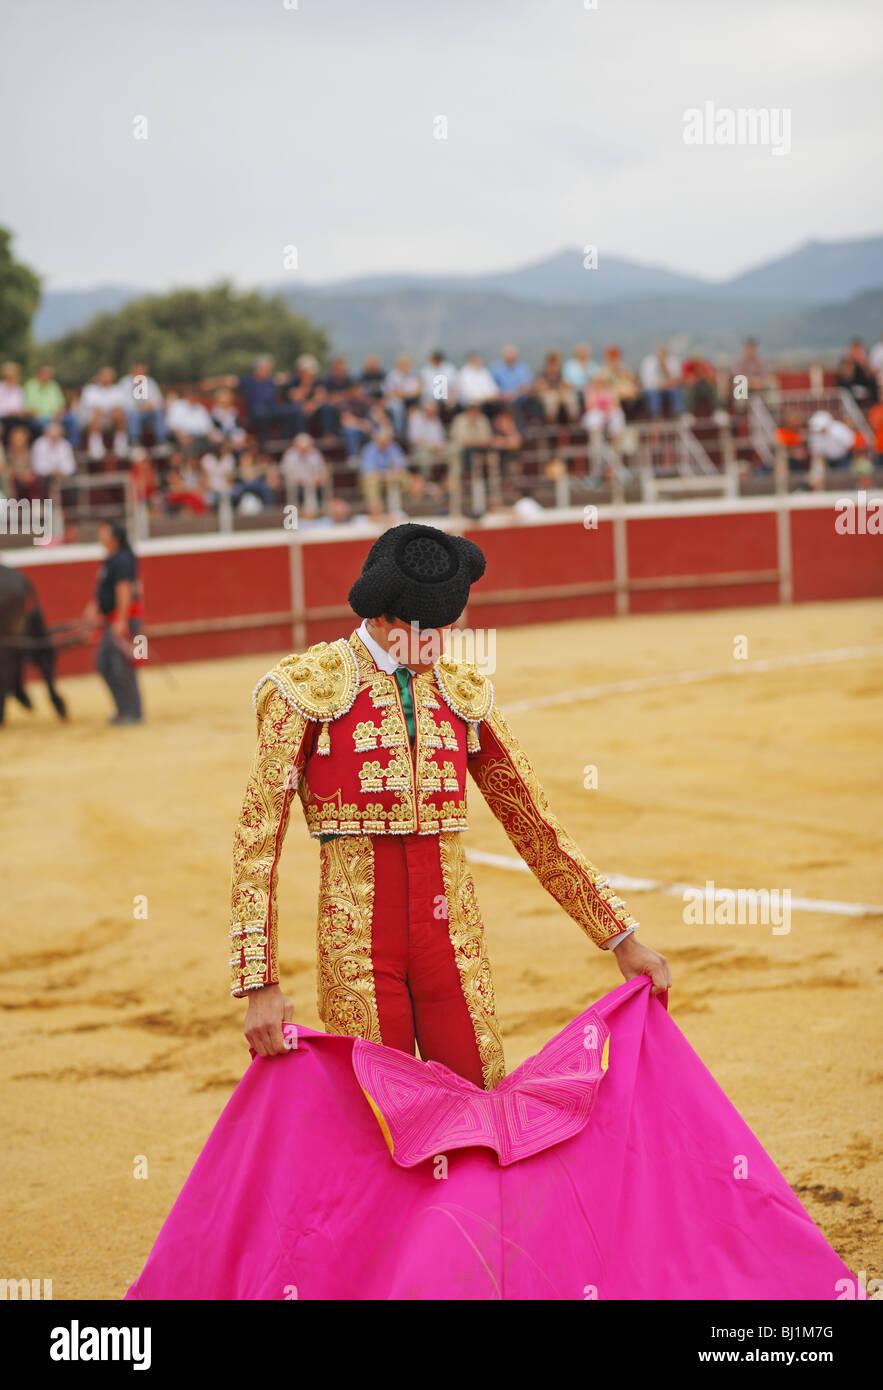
[
  {"xmin": 39, "ymin": 282, "xmax": 329, "ymax": 385},
  {"xmin": 0, "ymin": 227, "xmax": 41, "ymax": 365}
]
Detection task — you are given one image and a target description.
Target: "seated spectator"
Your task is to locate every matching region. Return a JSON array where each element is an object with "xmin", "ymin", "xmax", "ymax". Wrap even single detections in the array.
[
  {"xmin": 283, "ymin": 354, "xmax": 325, "ymax": 434},
  {"xmin": 563, "ymin": 343, "xmax": 598, "ymax": 393},
  {"xmin": 450, "ymin": 400, "xmax": 493, "ymax": 480},
  {"xmin": 682, "ymin": 357, "xmax": 719, "ymax": 415},
  {"xmin": 837, "ymin": 339, "xmax": 879, "ymax": 409},
  {"xmin": 359, "ymin": 429, "xmax": 410, "ymax": 507},
  {"xmin": 534, "ymin": 351, "xmax": 579, "ymax": 424},
  {"xmin": 340, "ymin": 383, "xmax": 375, "ymax": 460},
  {"xmin": 383, "ymin": 354, "xmax": 422, "ymax": 435},
  {"xmin": 773, "ymin": 409, "xmax": 809, "ymax": 472},
  {"xmin": 367, "ymin": 397, "xmax": 395, "ymax": 439},
  {"xmin": 639, "ymin": 346, "xmax": 684, "ymax": 417},
  {"xmin": 60, "ymin": 389, "xmax": 82, "ymax": 447},
  {"xmin": 231, "ymin": 449, "xmax": 275, "ymax": 511},
  {"xmin": 407, "ymin": 399, "xmax": 447, "ymax": 470},
  {"xmin": 359, "ymin": 354, "xmax": 386, "ymax": 400},
  {"xmin": 457, "ymin": 353, "xmax": 498, "ymax": 409},
  {"xmin": 280, "ymin": 433, "xmax": 328, "ymax": 508},
  {"xmin": 129, "ymin": 447, "xmax": 161, "ymax": 507},
  {"xmin": 420, "ymin": 350, "xmax": 459, "ymax": 411},
  {"xmin": 313, "ymin": 355, "xmax": 354, "ymax": 438},
  {"xmin": 491, "ymin": 345, "xmax": 534, "ymax": 411},
  {"xmin": 79, "ymin": 366, "xmax": 127, "ymax": 458},
  {"xmin": 808, "ymin": 411, "xmax": 856, "ymax": 469},
  {"xmin": 583, "ymin": 368, "xmax": 626, "ymax": 438},
  {"xmin": 209, "ymin": 386, "xmax": 246, "ymax": 445},
  {"xmin": 32, "ymin": 421, "xmax": 76, "ymax": 490},
  {"xmin": 118, "ymin": 362, "xmax": 167, "ymax": 444},
  {"xmin": 200, "ymin": 447, "xmax": 235, "ymax": 505},
  {"xmin": 166, "ymin": 387, "xmax": 214, "ymax": 453},
  {"xmin": 1, "ymin": 362, "xmax": 31, "ymax": 440},
  {"xmin": 207, "ymin": 354, "xmax": 299, "ymax": 445},
  {"xmin": 731, "ymin": 338, "xmax": 773, "ymax": 397},
  {"xmin": 870, "ymin": 337, "xmax": 883, "ymax": 400},
  {"xmin": 23, "ymin": 365, "xmax": 66, "ymax": 432},
  {"xmin": 164, "ymin": 459, "xmax": 210, "ymax": 514},
  {"xmin": 4, "ymin": 424, "xmax": 40, "ymax": 501},
  {"xmin": 490, "ymin": 407, "xmax": 522, "ymax": 454},
  {"xmin": 602, "ymin": 346, "xmax": 640, "ymax": 417}
]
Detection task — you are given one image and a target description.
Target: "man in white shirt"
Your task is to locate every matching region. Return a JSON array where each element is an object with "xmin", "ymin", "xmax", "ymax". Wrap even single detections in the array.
[
  {"xmin": 166, "ymin": 389, "xmax": 214, "ymax": 450},
  {"xmin": 118, "ymin": 362, "xmax": 167, "ymax": 443},
  {"xmin": 420, "ymin": 351, "xmax": 459, "ymax": 410},
  {"xmin": 32, "ymin": 421, "xmax": 76, "ymax": 479},
  {"xmin": 639, "ymin": 347, "xmax": 684, "ymax": 417},
  {"xmin": 869, "ymin": 338, "xmax": 883, "ymax": 396},
  {"xmin": 457, "ymin": 353, "xmax": 499, "ymax": 408},
  {"xmin": 807, "ymin": 411, "xmax": 856, "ymax": 467}
]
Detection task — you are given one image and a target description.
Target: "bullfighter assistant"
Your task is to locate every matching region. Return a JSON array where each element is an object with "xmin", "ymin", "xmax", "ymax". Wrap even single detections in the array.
[{"xmin": 230, "ymin": 523, "xmax": 669, "ymax": 1089}]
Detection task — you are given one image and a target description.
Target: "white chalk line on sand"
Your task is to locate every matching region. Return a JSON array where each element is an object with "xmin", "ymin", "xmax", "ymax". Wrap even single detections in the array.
[
  {"xmin": 465, "ymin": 849, "xmax": 883, "ymax": 919},
  {"xmin": 503, "ymin": 644, "xmax": 883, "ymax": 715}
]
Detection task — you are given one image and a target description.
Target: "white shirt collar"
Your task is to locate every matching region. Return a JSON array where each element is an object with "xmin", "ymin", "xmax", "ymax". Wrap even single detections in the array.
[{"xmin": 356, "ymin": 618, "xmax": 403, "ymax": 674}]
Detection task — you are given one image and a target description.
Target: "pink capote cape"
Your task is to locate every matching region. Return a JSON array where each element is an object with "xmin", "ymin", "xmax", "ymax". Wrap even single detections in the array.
[{"xmin": 126, "ymin": 978, "xmax": 852, "ymax": 1300}]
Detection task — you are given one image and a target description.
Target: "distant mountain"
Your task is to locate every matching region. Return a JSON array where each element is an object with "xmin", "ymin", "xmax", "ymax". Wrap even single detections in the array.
[
  {"xmin": 719, "ymin": 235, "xmax": 883, "ymax": 304},
  {"xmin": 32, "ymin": 235, "xmax": 883, "ymax": 362},
  {"xmin": 33, "ymin": 285, "xmax": 142, "ymax": 342}
]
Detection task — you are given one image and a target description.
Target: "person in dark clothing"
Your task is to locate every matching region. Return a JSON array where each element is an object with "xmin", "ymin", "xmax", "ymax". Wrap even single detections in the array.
[{"xmin": 84, "ymin": 520, "xmax": 144, "ymax": 725}]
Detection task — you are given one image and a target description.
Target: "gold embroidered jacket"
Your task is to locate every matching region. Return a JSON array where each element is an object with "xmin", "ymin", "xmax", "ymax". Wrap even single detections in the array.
[{"xmin": 229, "ymin": 629, "xmax": 638, "ymax": 995}]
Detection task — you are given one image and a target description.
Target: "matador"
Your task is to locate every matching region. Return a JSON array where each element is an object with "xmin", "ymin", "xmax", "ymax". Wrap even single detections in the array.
[{"xmin": 230, "ymin": 522, "xmax": 669, "ymax": 1088}]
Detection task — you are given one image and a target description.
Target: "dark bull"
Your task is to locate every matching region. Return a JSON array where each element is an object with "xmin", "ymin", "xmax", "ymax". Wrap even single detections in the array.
[{"xmin": 0, "ymin": 564, "xmax": 68, "ymax": 724}]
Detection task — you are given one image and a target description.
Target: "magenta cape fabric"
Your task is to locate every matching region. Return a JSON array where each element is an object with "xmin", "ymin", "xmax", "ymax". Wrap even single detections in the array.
[{"xmin": 126, "ymin": 978, "xmax": 852, "ymax": 1300}]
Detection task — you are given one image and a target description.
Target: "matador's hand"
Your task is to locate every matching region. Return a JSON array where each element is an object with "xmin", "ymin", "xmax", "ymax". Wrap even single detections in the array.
[
  {"xmin": 244, "ymin": 982, "xmax": 294, "ymax": 1057},
  {"xmin": 612, "ymin": 935, "xmax": 671, "ymax": 996}
]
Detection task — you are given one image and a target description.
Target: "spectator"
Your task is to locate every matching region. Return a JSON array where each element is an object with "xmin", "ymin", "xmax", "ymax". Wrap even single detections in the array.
[
  {"xmin": 867, "ymin": 402, "xmax": 883, "ymax": 468},
  {"xmin": 731, "ymin": 338, "xmax": 773, "ymax": 396},
  {"xmin": 3, "ymin": 424, "xmax": 40, "ymax": 501},
  {"xmin": 491, "ymin": 345, "xmax": 534, "ymax": 410},
  {"xmin": 682, "ymin": 357, "xmax": 719, "ymax": 415},
  {"xmin": 603, "ymin": 346, "xmax": 640, "ymax": 417},
  {"xmin": 280, "ymin": 433, "xmax": 328, "ymax": 508},
  {"xmin": 457, "ymin": 353, "xmax": 498, "ymax": 409},
  {"xmin": 0, "ymin": 362, "xmax": 30, "ymax": 439},
  {"xmin": 79, "ymin": 366, "xmax": 127, "ymax": 458},
  {"xmin": 773, "ymin": 409, "xmax": 809, "ymax": 473},
  {"xmin": 200, "ymin": 447, "xmax": 235, "ymax": 505},
  {"xmin": 450, "ymin": 400, "xmax": 493, "ymax": 483},
  {"xmin": 118, "ymin": 362, "xmax": 167, "ymax": 443},
  {"xmin": 489, "ymin": 407, "xmax": 523, "ymax": 489},
  {"xmin": 313, "ymin": 356, "xmax": 354, "ymax": 438},
  {"xmin": 209, "ymin": 386, "xmax": 246, "ymax": 445},
  {"xmin": 32, "ymin": 420, "xmax": 76, "ymax": 487},
  {"xmin": 383, "ymin": 354, "xmax": 421, "ymax": 435},
  {"xmin": 340, "ymin": 382, "xmax": 375, "ymax": 460},
  {"xmin": 639, "ymin": 346, "xmax": 685, "ymax": 417},
  {"xmin": 166, "ymin": 387, "xmax": 214, "ymax": 453},
  {"xmin": 359, "ymin": 354, "xmax": 386, "ymax": 400},
  {"xmin": 420, "ymin": 350, "xmax": 459, "ymax": 411},
  {"xmin": 231, "ymin": 449, "xmax": 275, "ymax": 511},
  {"xmin": 359, "ymin": 428, "xmax": 409, "ymax": 508},
  {"xmin": 23, "ymin": 365, "xmax": 66, "ymax": 431},
  {"xmin": 207, "ymin": 355, "xmax": 296, "ymax": 445},
  {"xmin": 808, "ymin": 411, "xmax": 856, "ymax": 469},
  {"xmin": 534, "ymin": 351, "xmax": 579, "ymax": 423},
  {"xmin": 869, "ymin": 335, "xmax": 883, "ymax": 399},
  {"xmin": 164, "ymin": 459, "xmax": 210, "ymax": 514},
  {"xmin": 583, "ymin": 368, "xmax": 626, "ymax": 438},
  {"xmin": 837, "ymin": 339, "xmax": 879, "ymax": 409},
  {"xmin": 563, "ymin": 344, "xmax": 598, "ymax": 393},
  {"xmin": 407, "ymin": 398, "xmax": 447, "ymax": 472},
  {"xmin": 129, "ymin": 447, "xmax": 160, "ymax": 508},
  {"xmin": 283, "ymin": 354, "xmax": 324, "ymax": 435}
]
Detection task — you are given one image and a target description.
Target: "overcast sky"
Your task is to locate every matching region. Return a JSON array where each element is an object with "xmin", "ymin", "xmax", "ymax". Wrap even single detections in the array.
[{"xmin": 4, "ymin": 0, "xmax": 882, "ymax": 291}]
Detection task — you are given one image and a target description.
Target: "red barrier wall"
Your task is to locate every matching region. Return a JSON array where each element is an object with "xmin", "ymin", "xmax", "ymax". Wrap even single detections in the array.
[{"xmin": 4, "ymin": 499, "xmax": 880, "ymax": 678}]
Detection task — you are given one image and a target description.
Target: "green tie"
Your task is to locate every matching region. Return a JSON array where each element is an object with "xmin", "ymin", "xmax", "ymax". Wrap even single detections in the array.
[{"xmin": 394, "ymin": 665, "xmax": 416, "ymax": 744}]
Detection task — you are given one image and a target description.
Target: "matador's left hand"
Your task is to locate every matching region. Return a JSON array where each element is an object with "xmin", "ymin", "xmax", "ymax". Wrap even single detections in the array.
[{"xmin": 612, "ymin": 935, "xmax": 671, "ymax": 996}]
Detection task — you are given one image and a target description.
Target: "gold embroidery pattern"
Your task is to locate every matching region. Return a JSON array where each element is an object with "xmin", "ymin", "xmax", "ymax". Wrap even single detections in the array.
[
  {"xmin": 316, "ymin": 837, "xmax": 382, "ymax": 1042},
  {"xmin": 468, "ymin": 706, "xmax": 639, "ymax": 948},
  {"xmin": 230, "ymin": 684, "xmax": 309, "ymax": 996},
  {"xmin": 435, "ymin": 655, "xmax": 495, "ymax": 722},
  {"xmin": 438, "ymin": 832, "xmax": 505, "ymax": 1090},
  {"xmin": 270, "ymin": 639, "xmax": 359, "ymax": 721}
]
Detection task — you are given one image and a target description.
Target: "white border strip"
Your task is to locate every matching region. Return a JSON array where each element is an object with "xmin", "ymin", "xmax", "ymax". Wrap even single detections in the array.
[{"xmin": 465, "ymin": 849, "xmax": 883, "ymax": 919}]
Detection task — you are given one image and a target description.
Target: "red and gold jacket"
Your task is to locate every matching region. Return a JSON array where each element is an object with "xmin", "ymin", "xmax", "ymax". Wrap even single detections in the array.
[{"xmin": 230, "ymin": 628, "xmax": 638, "ymax": 996}]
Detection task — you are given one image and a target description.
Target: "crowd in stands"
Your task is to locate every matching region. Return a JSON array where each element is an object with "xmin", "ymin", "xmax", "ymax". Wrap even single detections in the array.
[{"xmin": 1, "ymin": 334, "xmax": 882, "ymax": 525}]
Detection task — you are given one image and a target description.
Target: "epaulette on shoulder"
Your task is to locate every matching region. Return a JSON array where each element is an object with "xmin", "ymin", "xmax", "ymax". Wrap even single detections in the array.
[
  {"xmin": 434, "ymin": 654, "xmax": 494, "ymax": 724},
  {"xmin": 253, "ymin": 638, "xmax": 359, "ymax": 723}
]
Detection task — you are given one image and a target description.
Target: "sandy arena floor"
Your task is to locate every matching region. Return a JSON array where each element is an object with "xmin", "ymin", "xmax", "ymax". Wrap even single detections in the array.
[{"xmin": 1, "ymin": 598, "xmax": 881, "ymax": 1298}]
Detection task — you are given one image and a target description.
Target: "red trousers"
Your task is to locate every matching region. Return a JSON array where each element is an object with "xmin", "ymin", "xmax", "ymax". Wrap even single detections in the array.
[{"xmin": 317, "ymin": 833, "xmax": 502, "ymax": 1089}]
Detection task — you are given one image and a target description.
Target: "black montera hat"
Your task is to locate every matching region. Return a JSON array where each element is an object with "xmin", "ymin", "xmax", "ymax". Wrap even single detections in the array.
[{"xmin": 348, "ymin": 523, "xmax": 486, "ymax": 629}]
